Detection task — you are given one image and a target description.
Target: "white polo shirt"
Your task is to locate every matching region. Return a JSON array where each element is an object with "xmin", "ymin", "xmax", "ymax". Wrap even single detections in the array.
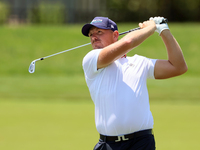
[{"xmin": 82, "ymin": 49, "xmax": 157, "ymax": 136}]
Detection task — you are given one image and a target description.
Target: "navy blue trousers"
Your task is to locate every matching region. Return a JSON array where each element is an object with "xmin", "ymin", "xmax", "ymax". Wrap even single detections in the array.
[{"xmin": 93, "ymin": 134, "xmax": 155, "ymax": 150}]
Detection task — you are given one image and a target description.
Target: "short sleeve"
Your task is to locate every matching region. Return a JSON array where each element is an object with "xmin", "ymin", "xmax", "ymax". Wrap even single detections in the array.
[
  {"xmin": 147, "ymin": 59, "xmax": 157, "ymax": 79},
  {"xmin": 82, "ymin": 49, "xmax": 103, "ymax": 79}
]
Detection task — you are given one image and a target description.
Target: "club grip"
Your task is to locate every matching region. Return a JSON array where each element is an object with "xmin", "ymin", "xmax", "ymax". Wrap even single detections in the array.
[
  {"xmin": 119, "ymin": 18, "xmax": 168, "ymax": 36},
  {"xmin": 161, "ymin": 18, "xmax": 168, "ymax": 24}
]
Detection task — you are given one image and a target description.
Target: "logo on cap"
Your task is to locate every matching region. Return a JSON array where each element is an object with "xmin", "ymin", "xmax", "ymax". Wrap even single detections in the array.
[{"xmin": 91, "ymin": 19, "xmax": 103, "ymax": 24}]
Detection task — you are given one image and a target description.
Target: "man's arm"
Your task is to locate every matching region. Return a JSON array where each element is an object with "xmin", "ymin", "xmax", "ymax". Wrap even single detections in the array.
[
  {"xmin": 154, "ymin": 28, "xmax": 188, "ymax": 79},
  {"xmin": 97, "ymin": 20, "xmax": 156, "ymax": 69}
]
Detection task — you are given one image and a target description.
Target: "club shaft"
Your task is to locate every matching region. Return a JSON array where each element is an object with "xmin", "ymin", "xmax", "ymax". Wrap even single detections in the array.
[
  {"xmin": 41, "ymin": 42, "xmax": 91, "ymax": 60},
  {"xmin": 36, "ymin": 18, "xmax": 168, "ymax": 61},
  {"xmin": 29, "ymin": 18, "xmax": 168, "ymax": 73},
  {"xmin": 119, "ymin": 27, "xmax": 141, "ymax": 36},
  {"xmin": 119, "ymin": 18, "xmax": 168, "ymax": 36},
  {"xmin": 39, "ymin": 27, "xmax": 141, "ymax": 61}
]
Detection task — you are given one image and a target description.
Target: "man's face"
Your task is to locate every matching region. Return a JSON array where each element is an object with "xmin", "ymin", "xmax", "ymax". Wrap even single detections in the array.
[{"xmin": 88, "ymin": 27, "xmax": 118, "ymax": 49}]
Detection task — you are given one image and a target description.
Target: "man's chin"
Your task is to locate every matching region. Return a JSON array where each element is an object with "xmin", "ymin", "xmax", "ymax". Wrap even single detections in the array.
[
  {"xmin": 93, "ymin": 45, "xmax": 104, "ymax": 49},
  {"xmin": 94, "ymin": 47, "xmax": 103, "ymax": 50}
]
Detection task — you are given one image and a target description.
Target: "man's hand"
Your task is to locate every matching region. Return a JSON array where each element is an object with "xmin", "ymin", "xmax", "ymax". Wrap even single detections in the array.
[
  {"xmin": 149, "ymin": 16, "xmax": 169, "ymax": 35},
  {"xmin": 139, "ymin": 20, "xmax": 156, "ymax": 33}
]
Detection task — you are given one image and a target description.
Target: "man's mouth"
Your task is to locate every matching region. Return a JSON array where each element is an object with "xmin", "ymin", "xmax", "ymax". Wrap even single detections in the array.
[
  {"xmin": 92, "ymin": 40, "xmax": 104, "ymax": 49},
  {"xmin": 92, "ymin": 39, "xmax": 101, "ymax": 44}
]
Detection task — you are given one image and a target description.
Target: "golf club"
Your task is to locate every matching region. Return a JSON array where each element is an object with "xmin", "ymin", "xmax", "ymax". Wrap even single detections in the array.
[{"xmin": 28, "ymin": 18, "xmax": 168, "ymax": 73}]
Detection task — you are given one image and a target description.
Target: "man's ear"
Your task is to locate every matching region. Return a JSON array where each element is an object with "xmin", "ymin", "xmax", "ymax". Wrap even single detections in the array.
[{"xmin": 113, "ymin": 31, "xmax": 119, "ymax": 41}]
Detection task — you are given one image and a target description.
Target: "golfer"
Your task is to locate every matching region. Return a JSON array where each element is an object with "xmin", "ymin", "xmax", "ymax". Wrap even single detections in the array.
[{"xmin": 82, "ymin": 16, "xmax": 187, "ymax": 150}]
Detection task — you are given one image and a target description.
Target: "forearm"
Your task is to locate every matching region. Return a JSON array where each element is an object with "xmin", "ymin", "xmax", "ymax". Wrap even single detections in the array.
[
  {"xmin": 123, "ymin": 25, "xmax": 155, "ymax": 47},
  {"xmin": 112, "ymin": 26, "xmax": 155, "ymax": 59},
  {"xmin": 98, "ymin": 23, "xmax": 156, "ymax": 69},
  {"xmin": 161, "ymin": 30, "xmax": 188, "ymax": 74}
]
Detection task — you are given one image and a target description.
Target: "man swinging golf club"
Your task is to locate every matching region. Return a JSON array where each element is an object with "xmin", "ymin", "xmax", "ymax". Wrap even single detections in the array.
[{"xmin": 82, "ymin": 16, "xmax": 187, "ymax": 150}]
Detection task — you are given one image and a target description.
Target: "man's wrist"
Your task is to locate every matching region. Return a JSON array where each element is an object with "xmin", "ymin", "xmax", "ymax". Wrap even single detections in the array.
[{"xmin": 160, "ymin": 29, "xmax": 171, "ymax": 37}]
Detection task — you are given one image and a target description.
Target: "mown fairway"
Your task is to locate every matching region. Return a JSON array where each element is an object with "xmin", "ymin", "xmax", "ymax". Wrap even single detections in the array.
[{"xmin": 0, "ymin": 23, "xmax": 200, "ymax": 150}]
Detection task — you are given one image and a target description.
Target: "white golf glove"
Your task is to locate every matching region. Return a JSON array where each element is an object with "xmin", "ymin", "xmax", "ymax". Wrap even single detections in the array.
[{"xmin": 149, "ymin": 16, "xmax": 169, "ymax": 35}]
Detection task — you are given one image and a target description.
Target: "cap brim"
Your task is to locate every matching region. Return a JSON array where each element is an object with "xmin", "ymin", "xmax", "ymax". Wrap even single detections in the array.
[
  {"xmin": 82, "ymin": 24, "xmax": 93, "ymax": 37},
  {"xmin": 81, "ymin": 24, "xmax": 109, "ymax": 37}
]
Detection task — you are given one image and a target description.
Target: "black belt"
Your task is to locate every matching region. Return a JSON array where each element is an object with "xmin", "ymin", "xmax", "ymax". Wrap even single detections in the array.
[{"xmin": 100, "ymin": 129, "xmax": 152, "ymax": 142}]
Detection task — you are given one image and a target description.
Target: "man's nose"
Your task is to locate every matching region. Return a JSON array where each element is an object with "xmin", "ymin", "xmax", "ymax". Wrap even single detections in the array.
[{"xmin": 91, "ymin": 34, "xmax": 98, "ymax": 41}]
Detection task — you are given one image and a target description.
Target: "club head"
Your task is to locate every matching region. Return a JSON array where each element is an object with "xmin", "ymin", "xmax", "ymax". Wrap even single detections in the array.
[{"xmin": 29, "ymin": 60, "xmax": 36, "ymax": 73}]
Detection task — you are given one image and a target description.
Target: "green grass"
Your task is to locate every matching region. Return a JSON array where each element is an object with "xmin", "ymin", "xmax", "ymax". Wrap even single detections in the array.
[
  {"xmin": 0, "ymin": 100, "xmax": 98, "ymax": 150},
  {"xmin": 0, "ymin": 100, "xmax": 200, "ymax": 150},
  {"xmin": 0, "ymin": 76, "xmax": 90, "ymax": 101},
  {"xmin": 0, "ymin": 75, "xmax": 199, "ymax": 102},
  {"xmin": 0, "ymin": 75, "xmax": 199, "ymax": 149},
  {"xmin": 0, "ymin": 24, "xmax": 91, "ymax": 76},
  {"xmin": 0, "ymin": 23, "xmax": 200, "ymax": 149},
  {"xmin": 0, "ymin": 23, "xmax": 199, "ymax": 76},
  {"xmin": 152, "ymin": 103, "xmax": 200, "ymax": 150}
]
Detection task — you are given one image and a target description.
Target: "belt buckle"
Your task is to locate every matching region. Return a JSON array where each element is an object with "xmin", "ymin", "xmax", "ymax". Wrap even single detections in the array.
[{"xmin": 115, "ymin": 135, "xmax": 129, "ymax": 142}]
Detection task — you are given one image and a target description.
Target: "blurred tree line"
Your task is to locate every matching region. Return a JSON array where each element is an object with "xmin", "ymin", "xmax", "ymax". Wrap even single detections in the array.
[
  {"xmin": 0, "ymin": 0, "xmax": 200, "ymax": 24},
  {"xmin": 106, "ymin": 0, "xmax": 200, "ymax": 22}
]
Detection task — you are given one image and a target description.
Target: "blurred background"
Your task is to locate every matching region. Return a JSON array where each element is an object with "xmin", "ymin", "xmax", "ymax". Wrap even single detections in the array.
[
  {"xmin": 0, "ymin": 0, "xmax": 200, "ymax": 150},
  {"xmin": 0, "ymin": 0, "xmax": 200, "ymax": 24}
]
